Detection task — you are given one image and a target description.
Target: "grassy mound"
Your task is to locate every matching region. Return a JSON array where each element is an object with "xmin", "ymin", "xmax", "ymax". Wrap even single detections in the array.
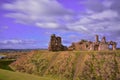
[
  {"xmin": 10, "ymin": 50, "xmax": 120, "ymax": 80},
  {"xmin": 0, "ymin": 69, "xmax": 55, "ymax": 80},
  {"xmin": 79, "ymin": 51, "xmax": 120, "ymax": 80}
]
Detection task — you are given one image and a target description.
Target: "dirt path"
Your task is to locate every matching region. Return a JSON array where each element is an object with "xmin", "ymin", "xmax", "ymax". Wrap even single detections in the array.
[
  {"xmin": 43, "ymin": 52, "xmax": 60, "ymax": 75},
  {"xmin": 73, "ymin": 53, "xmax": 89, "ymax": 80}
]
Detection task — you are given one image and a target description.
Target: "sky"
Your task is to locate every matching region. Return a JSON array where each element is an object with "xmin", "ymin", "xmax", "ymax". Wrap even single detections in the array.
[{"xmin": 0, "ymin": 0, "xmax": 120, "ymax": 49}]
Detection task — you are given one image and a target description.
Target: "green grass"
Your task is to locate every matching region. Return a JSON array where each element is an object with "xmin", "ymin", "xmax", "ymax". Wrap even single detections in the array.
[
  {"xmin": 0, "ymin": 59, "xmax": 15, "ymax": 71},
  {"xmin": 0, "ymin": 69, "xmax": 55, "ymax": 80},
  {"xmin": 0, "ymin": 58, "xmax": 61, "ymax": 80}
]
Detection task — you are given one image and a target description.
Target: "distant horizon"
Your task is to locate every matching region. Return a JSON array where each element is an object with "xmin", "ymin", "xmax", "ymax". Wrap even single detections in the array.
[{"xmin": 0, "ymin": 34, "xmax": 120, "ymax": 49}]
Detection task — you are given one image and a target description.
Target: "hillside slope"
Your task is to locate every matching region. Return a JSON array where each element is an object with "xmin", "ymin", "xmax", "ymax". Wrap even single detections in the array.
[
  {"xmin": 10, "ymin": 50, "xmax": 120, "ymax": 80},
  {"xmin": 0, "ymin": 69, "xmax": 55, "ymax": 80}
]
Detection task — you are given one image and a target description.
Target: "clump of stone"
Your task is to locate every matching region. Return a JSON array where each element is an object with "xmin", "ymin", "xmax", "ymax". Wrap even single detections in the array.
[{"xmin": 48, "ymin": 34, "xmax": 117, "ymax": 51}]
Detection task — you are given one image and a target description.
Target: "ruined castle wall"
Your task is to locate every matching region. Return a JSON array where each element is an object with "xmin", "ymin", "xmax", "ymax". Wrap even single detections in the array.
[
  {"xmin": 98, "ymin": 43, "xmax": 109, "ymax": 51},
  {"xmin": 48, "ymin": 34, "xmax": 117, "ymax": 51},
  {"xmin": 48, "ymin": 34, "xmax": 67, "ymax": 51},
  {"xmin": 72, "ymin": 42, "xmax": 90, "ymax": 51},
  {"xmin": 89, "ymin": 44, "xmax": 95, "ymax": 51}
]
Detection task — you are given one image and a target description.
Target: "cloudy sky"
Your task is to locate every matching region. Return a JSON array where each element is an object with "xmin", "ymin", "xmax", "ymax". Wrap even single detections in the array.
[{"xmin": 0, "ymin": 0, "xmax": 120, "ymax": 49}]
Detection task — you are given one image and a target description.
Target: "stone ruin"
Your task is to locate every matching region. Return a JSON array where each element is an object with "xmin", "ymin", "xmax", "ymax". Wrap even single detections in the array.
[
  {"xmin": 68, "ymin": 35, "xmax": 117, "ymax": 51},
  {"xmin": 48, "ymin": 34, "xmax": 67, "ymax": 51},
  {"xmin": 48, "ymin": 34, "xmax": 117, "ymax": 51}
]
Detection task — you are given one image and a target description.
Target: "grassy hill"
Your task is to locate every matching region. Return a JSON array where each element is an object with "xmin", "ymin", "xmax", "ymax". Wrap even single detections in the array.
[
  {"xmin": 0, "ymin": 69, "xmax": 56, "ymax": 80},
  {"xmin": 10, "ymin": 50, "xmax": 120, "ymax": 80},
  {"xmin": 0, "ymin": 58, "xmax": 59, "ymax": 80}
]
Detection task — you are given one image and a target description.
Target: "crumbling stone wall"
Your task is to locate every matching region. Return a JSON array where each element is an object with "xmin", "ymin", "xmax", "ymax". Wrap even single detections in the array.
[
  {"xmin": 48, "ymin": 34, "xmax": 67, "ymax": 51},
  {"xmin": 108, "ymin": 41, "xmax": 117, "ymax": 50},
  {"xmin": 68, "ymin": 35, "xmax": 117, "ymax": 51},
  {"xmin": 48, "ymin": 34, "xmax": 117, "ymax": 51},
  {"xmin": 98, "ymin": 36, "xmax": 109, "ymax": 51}
]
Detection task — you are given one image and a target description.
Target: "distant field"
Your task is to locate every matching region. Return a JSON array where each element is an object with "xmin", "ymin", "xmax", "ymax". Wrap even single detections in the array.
[{"xmin": 0, "ymin": 69, "xmax": 56, "ymax": 80}]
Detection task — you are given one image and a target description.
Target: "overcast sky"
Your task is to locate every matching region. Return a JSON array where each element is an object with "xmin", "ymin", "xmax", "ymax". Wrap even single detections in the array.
[{"xmin": 0, "ymin": 0, "xmax": 120, "ymax": 49}]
